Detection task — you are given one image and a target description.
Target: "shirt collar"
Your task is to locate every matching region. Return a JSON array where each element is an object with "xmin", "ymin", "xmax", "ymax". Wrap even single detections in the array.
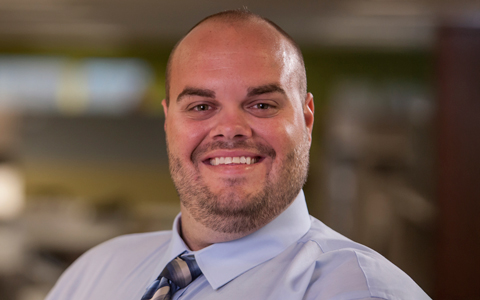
[{"xmin": 168, "ymin": 190, "xmax": 311, "ymax": 290}]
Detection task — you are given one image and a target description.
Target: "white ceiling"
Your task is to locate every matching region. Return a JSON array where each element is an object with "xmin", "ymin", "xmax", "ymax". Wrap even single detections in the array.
[{"xmin": 0, "ymin": 0, "xmax": 479, "ymax": 50}]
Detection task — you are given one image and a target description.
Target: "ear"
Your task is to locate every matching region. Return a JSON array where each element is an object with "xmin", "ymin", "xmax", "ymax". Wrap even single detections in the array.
[
  {"xmin": 162, "ymin": 99, "xmax": 168, "ymax": 131},
  {"xmin": 304, "ymin": 93, "xmax": 314, "ymax": 141}
]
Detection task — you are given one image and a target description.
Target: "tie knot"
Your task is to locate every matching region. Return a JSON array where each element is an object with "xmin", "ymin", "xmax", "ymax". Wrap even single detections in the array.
[
  {"xmin": 161, "ymin": 255, "xmax": 202, "ymax": 289},
  {"xmin": 141, "ymin": 254, "xmax": 202, "ymax": 300}
]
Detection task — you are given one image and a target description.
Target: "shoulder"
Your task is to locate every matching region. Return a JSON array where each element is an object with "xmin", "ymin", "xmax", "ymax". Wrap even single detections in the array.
[
  {"xmin": 45, "ymin": 230, "xmax": 173, "ymax": 300},
  {"xmin": 73, "ymin": 230, "xmax": 172, "ymax": 263},
  {"xmin": 86, "ymin": 231, "xmax": 173, "ymax": 256},
  {"xmin": 297, "ymin": 217, "xmax": 430, "ymax": 300}
]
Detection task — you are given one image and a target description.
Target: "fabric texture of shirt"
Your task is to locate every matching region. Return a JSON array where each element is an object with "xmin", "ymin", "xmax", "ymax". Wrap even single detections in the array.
[{"xmin": 45, "ymin": 190, "xmax": 431, "ymax": 300}]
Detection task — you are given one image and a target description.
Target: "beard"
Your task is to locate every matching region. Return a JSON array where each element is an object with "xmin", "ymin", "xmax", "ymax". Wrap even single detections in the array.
[{"xmin": 167, "ymin": 134, "xmax": 310, "ymax": 235}]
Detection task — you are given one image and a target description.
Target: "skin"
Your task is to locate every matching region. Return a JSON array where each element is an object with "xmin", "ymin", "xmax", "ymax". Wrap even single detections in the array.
[{"xmin": 163, "ymin": 19, "xmax": 314, "ymax": 251}]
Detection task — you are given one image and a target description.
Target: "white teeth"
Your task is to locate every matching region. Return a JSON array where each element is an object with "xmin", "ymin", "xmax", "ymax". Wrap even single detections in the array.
[{"xmin": 209, "ymin": 156, "xmax": 257, "ymax": 166}]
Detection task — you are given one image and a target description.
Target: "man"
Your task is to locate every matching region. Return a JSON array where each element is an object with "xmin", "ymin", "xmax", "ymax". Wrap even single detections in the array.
[{"xmin": 46, "ymin": 9, "xmax": 430, "ymax": 300}]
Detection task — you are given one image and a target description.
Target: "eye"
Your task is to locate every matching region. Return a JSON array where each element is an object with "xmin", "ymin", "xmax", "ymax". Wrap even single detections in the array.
[
  {"xmin": 248, "ymin": 101, "xmax": 280, "ymax": 117},
  {"xmin": 192, "ymin": 104, "xmax": 211, "ymax": 111},
  {"xmin": 184, "ymin": 102, "xmax": 217, "ymax": 120},
  {"xmin": 254, "ymin": 103, "xmax": 270, "ymax": 109}
]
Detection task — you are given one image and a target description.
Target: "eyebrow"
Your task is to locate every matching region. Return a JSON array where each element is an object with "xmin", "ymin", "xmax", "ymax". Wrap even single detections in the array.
[
  {"xmin": 177, "ymin": 87, "xmax": 216, "ymax": 103},
  {"xmin": 247, "ymin": 84, "xmax": 286, "ymax": 97},
  {"xmin": 176, "ymin": 83, "xmax": 286, "ymax": 103}
]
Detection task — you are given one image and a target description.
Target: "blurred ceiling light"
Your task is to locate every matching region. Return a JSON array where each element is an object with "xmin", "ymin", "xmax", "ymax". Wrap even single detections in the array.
[
  {"xmin": 0, "ymin": 56, "xmax": 153, "ymax": 115},
  {"xmin": 56, "ymin": 60, "xmax": 89, "ymax": 114},
  {"xmin": 0, "ymin": 164, "xmax": 24, "ymax": 221}
]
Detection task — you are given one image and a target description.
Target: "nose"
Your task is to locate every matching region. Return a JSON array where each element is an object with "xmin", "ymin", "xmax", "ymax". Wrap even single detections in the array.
[{"xmin": 209, "ymin": 107, "xmax": 252, "ymax": 140}]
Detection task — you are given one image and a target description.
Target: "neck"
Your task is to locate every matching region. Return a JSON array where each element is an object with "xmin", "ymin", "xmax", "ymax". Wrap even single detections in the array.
[{"xmin": 179, "ymin": 205, "xmax": 256, "ymax": 251}]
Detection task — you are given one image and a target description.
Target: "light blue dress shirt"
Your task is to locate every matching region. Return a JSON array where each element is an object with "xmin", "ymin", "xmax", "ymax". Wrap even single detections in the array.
[{"xmin": 45, "ymin": 191, "xmax": 430, "ymax": 300}]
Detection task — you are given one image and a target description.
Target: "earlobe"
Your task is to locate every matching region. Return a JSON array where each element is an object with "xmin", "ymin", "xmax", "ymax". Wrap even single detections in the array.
[{"xmin": 304, "ymin": 93, "xmax": 314, "ymax": 140}]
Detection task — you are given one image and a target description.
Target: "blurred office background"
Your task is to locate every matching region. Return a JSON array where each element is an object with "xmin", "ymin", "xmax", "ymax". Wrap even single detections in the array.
[{"xmin": 0, "ymin": 1, "xmax": 479, "ymax": 299}]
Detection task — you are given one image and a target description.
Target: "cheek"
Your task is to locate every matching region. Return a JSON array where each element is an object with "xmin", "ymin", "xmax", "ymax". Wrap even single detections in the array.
[
  {"xmin": 167, "ymin": 118, "xmax": 208, "ymax": 157},
  {"xmin": 283, "ymin": 121, "xmax": 299, "ymax": 140},
  {"xmin": 255, "ymin": 118, "xmax": 298, "ymax": 151},
  {"xmin": 264, "ymin": 114, "xmax": 306, "ymax": 157},
  {"xmin": 287, "ymin": 107, "xmax": 310, "ymax": 141}
]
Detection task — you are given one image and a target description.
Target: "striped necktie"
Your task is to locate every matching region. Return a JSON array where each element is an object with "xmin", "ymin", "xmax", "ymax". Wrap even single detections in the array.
[{"xmin": 141, "ymin": 254, "xmax": 202, "ymax": 300}]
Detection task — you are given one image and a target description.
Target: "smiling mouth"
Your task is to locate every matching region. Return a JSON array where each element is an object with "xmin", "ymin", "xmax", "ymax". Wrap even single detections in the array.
[{"xmin": 209, "ymin": 156, "xmax": 261, "ymax": 166}]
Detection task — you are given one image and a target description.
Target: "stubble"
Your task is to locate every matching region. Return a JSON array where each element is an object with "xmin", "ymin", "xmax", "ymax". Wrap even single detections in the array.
[{"xmin": 167, "ymin": 135, "xmax": 310, "ymax": 234}]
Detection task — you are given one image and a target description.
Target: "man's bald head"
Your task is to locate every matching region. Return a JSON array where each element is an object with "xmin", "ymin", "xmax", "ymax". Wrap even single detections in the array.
[{"xmin": 164, "ymin": 9, "xmax": 307, "ymax": 106}]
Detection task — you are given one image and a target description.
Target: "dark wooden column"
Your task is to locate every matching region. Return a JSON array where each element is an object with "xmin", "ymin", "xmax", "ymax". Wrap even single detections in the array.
[{"xmin": 436, "ymin": 24, "xmax": 480, "ymax": 300}]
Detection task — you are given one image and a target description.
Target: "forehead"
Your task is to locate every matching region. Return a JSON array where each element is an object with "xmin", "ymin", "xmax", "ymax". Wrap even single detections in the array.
[
  {"xmin": 178, "ymin": 19, "xmax": 282, "ymax": 57},
  {"xmin": 169, "ymin": 20, "xmax": 298, "ymax": 95}
]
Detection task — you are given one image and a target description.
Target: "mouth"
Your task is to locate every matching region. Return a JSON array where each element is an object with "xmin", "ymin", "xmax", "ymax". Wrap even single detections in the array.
[{"xmin": 207, "ymin": 156, "xmax": 263, "ymax": 166}]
